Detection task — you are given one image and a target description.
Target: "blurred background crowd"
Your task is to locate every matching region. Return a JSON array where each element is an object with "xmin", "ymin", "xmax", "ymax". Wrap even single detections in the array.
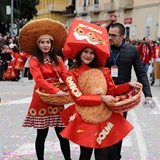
[
  {"xmin": 0, "ymin": 29, "xmax": 160, "ymax": 86},
  {"xmin": 0, "ymin": 31, "xmax": 33, "ymax": 82}
]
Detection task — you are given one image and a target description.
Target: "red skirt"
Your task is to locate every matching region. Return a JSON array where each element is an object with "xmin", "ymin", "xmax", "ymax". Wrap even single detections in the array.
[
  {"xmin": 3, "ymin": 65, "xmax": 18, "ymax": 79},
  {"xmin": 14, "ymin": 58, "xmax": 24, "ymax": 71},
  {"xmin": 60, "ymin": 104, "xmax": 133, "ymax": 148}
]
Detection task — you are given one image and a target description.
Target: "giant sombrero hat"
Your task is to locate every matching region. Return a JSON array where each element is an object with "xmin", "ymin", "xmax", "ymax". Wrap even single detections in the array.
[
  {"xmin": 19, "ymin": 18, "xmax": 67, "ymax": 54},
  {"xmin": 63, "ymin": 18, "xmax": 110, "ymax": 66}
]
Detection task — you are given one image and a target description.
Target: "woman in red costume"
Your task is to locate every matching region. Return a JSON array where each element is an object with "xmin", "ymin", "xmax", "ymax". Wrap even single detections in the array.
[
  {"xmin": 9, "ymin": 45, "xmax": 25, "ymax": 80},
  {"xmin": 19, "ymin": 18, "xmax": 72, "ymax": 160},
  {"xmin": 60, "ymin": 19, "xmax": 142, "ymax": 160},
  {"xmin": 3, "ymin": 45, "xmax": 25, "ymax": 81}
]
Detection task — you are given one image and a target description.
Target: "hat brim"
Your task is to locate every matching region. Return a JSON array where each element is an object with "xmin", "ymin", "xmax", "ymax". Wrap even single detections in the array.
[
  {"xmin": 67, "ymin": 42, "xmax": 110, "ymax": 66},
  {"xmin": 19, "ymin": 18, "xmax": 67, "ymax": 54}
]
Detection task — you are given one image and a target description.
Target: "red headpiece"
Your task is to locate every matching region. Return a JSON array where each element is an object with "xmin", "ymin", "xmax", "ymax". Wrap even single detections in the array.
[{"xmin": 63, "ymin": 18, "xmax": 110, "ymax": 66}]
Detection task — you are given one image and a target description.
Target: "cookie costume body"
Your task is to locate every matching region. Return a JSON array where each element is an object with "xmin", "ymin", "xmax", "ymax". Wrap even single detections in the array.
[
  {"xmin": 59, "ymin": 18, "xmax": 142, "ymax": 160},
  {"xmin": 19, "ymin": 18, "xmax": 68, "ymax": 129},
  {"xmin": 23, "ymin": 56, "xmax": 67, "ymax": 128},
  {"xmin": 60, "ymin": 64, "xmax": 133, "ymax": 148}
]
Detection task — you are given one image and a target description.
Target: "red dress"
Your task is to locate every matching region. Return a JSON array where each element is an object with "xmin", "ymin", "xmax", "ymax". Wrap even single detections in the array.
[
  {"xmin": 8, "ymin": 50, "xmax": 25, "ymax": 71},
  {"xmin": 153, "ymin": 46, "xmax": 160, "ymax": 59},
  {"xmin": 23, "ymin": 56, "xmax": 68, "ymax": 129},
  {"xmin": 4, "ymin": 51, "xmax": 25, "ymax": 80},
  {"xmin": 137, "ymin": 43, "xmax": 153, "ymax": 64},
  {"xmin": 60, "ymin": 64, "xmax": 133, "ymax": 148}
]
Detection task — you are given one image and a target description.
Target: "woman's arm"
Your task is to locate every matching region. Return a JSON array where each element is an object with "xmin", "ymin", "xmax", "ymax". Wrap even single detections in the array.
[
  {"xmin": 30, "ymin": 57, "xmax": 60, "ymax": 94},
  {"xmin": 103, "ymin": 68, "xmax": 141, "ymax": 96},
  {"xmin": 64, "ymin": 71, "xmax": 102, "ymax": 106}
]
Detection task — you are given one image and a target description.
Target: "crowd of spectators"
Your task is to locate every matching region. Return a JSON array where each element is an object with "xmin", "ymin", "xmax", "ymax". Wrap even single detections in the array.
[
  {"xmin": 125, "ymin": 38, "xmax": 160, "ymax": 86},
  {"xmin": 0, "ymin": 28, "xmax": 160, "ymax": 85},
  {"xmin": 0, "ymin": 31, "xmax": 32, "ymax": 81}
]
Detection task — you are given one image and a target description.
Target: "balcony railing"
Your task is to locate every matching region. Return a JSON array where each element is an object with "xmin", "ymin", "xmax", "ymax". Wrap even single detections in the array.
[
  {"xmin": 77, "ymin": 7, "xmax": 88, "ymax": 15},
  {"xmin": 62, "ymin": 4, "xmax": 76, "ymax": 17},
  {"xmin": 46, "ymin": 4, "xmax": 66, "ymax": 12},
  {"xmin": 37, "ymin": 10, "xmax": 42, "ymax": 14},
  {"xmin": 88, "ymin": 4, "xmax": 100, "ymax": 13},
  {"xmin": 119, "ymin": 0, "xmax": 133, "ymax": 9},
  {"xmin": 104, "ymin": 2, "xmax": 116, "ymax": 12}
]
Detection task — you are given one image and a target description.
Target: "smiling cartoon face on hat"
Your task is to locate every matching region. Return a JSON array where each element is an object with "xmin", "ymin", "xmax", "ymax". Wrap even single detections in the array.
[{"xmin": 19, "ymin": 18, "xmax": 67, "ymax": 54}]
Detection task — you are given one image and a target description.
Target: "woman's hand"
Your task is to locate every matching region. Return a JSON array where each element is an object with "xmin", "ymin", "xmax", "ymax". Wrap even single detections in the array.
[
  {"xmin": 102, "ymin": 95, "xmax": 117, "ymax": 103},
  {"xmin": 56, "ymin": 90, "xmax": 69, "ymax": 97},
  {"xmin": 129, "ymin": 82, "xmax": 142, "ymax": 89}
]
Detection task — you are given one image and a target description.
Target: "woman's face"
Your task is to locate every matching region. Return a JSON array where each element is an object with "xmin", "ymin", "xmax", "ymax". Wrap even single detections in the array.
[
  {"xmin": 80, "ymin": 47, "xmax": 95, "ymax": 65},
  {"xmin": 38, "ymin": 38, "xmax": 52, "ymax": 54}
]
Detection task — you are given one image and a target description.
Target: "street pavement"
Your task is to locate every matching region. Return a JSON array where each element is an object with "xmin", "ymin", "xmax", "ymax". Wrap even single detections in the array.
[{"xmin": 0, "ymin": 66, "xmax": 160, "ymax": 160}]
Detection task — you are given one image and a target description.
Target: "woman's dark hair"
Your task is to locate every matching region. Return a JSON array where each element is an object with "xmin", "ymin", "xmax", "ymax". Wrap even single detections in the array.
[
  {"xmin": 70, "ymin": 48, "xmax": 101, "ymax": 69},
  {"xmin": 33, "ymin": 39, "xmax": 59, "ymax": 64},
  {"xmin": 12, "ymin": 45, "xmax": 19, "ymax": 53}
]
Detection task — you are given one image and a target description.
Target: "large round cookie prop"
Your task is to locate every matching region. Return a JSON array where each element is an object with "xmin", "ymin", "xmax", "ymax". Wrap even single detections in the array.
[{"xmin": 76, "ymin": 68, "xmax": 112, "ymax": 124}]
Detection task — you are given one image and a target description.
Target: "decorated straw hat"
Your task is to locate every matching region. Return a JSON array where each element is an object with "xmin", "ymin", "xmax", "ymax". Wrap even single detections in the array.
[
  {"xmin": 19, "ymin": 18, "xmax": 67, "ymax": 54},
  {"xmin": 63, "ymin": 18, "xmax": 110, "ymax": 66}
]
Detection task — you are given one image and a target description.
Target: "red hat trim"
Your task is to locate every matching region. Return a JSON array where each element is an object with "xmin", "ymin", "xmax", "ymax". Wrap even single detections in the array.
[{"xmin": 63, "ymin": 18, "xmax": 110, "ymax": 66}]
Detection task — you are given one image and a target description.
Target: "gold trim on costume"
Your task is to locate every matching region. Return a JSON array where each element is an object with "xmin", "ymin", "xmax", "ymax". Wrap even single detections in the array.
[
  {"xmin": 59, "ymin": 107, "xmax": 64, "ymax": 112},
  {"xmin": 52, "ymin": 107, "xmax": 58, "ymax": 114},
  {"xmin": 48, "ymin": 106, "xmax": 53, "ymax": 114},
  {"xmin": 29, "ymin": 108, "xmax": 37, "ymax": 116},
  {"xmin": 39, "ymin": 108, "xmax": 46, "ymax": 116}
]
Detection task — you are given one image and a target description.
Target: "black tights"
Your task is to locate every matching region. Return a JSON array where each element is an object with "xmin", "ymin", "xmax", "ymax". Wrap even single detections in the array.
[
  {"xmin": 35, "ymin": 127, "xmax": 71, "ymax": 160},
  {"xmin": 79, "ymin": 146, "xmax": 109, "ymax": 160}
]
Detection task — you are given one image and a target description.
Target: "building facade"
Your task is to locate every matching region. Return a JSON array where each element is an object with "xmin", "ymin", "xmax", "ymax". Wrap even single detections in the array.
[
  {"xmin": 34, "ymin": 0, "xmax": 70, "ymax": 24},
  {"xmin": 35, "ymin": 0, "xmax": 160, "ymax": 40}
]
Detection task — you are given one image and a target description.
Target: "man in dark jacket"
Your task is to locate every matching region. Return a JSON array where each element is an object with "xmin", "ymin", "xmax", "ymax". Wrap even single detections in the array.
[
  {"xmin": 105, "ymin": 22, "xmax": 153, "ymax": 160},
  {"xmin": 1, "ymin": 45, "xmax": 12, "ymax": 71}
]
